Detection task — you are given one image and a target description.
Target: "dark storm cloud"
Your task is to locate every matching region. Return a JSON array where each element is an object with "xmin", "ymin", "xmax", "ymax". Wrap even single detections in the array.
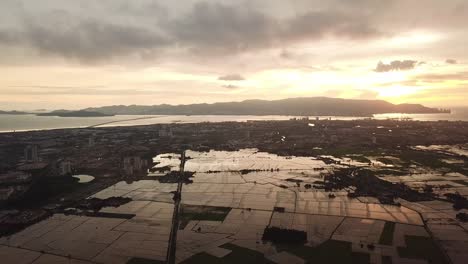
[
  {"xmin": 446, "ymin": 59, "xmax": 457, "ymax": 64},
  {"xmin": 164, "ymin": 2, "xmax": 381, "ymax": 55},
  {"xmin": 162, "ymin": 2, "xmax": 277, "ymax": 54},
  {"xmin": 0, "ymin": 31, "xmax": 17, "ymax": 44},
  {"xmin": 0, "ymin": 1, "xmax": 466, "ymax": 63},
  {"xmin": 218, "ymin": 74, "xmax": 245, "ymax": 81},
  {"xmin": 374, "ymin": 60, "xmax": 419, "ymax": 72},
  {"xmin": 23, "ymin": 17, "xmax": 170, "ymax": 62},
  {"xmin": 284, "ymin": 10, "xmax": 381, "ymax": 42},
  {"xmin": 0, "ymin": 2, "xmax": 384, "ymax": 62}
]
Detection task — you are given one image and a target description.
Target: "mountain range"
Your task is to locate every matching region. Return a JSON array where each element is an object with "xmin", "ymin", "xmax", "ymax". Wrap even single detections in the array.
[{"xmin": 82, "ymin": 97, "xmax": 448, "ymax": 117}]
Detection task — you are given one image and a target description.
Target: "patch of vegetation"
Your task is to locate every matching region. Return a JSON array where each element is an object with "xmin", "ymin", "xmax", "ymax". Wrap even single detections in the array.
[
  {"xmin": 400, "ymin": 149, "xmax": 468, "ymax": 175},
  {"xmin": 326, "ymin": 168, "xmax": 433, "ymax": 204},
  {"xmin": 456, "ymin": 212, "xmax": 468, "ymax": 222},
  {"xmin": 310, "ymin": 147, "xmax": 385, "ymax": 158},
  {"xmin": 285, "ymin": 178, "xmax": 303, "ymax": 183},
  {"xmin": 74, "ymin": 197, "xmax": 132, "ymax": 211},
  {"xmin": 150, "ymin": 165, "xmax": 171, "ymax": 173},
  {"xmin": 180, "ymin": 243, "xmax": 276, "ymax": 264},
  {"xmin": 179, "ymin": 205, "xmax": 231, "ymax": 229},
  {"xmin": 239, "ymin": 168, "xmax": 279, "ymax": 174},
  {"xmin": 262, "ymin": 226, "xmax": 307, "ymax": 244},
  {"xmin": 381, "ymin": 256, "xmax": 392, "ymax": 264},
  {"xmin": 376, "ymin": 157, "xmax": 395, "ymax": 165},
  {"xmin": 452, "ymin": 180, "xmax": 468, "ymax": 187},
  {"xmin": 397, "ymin": 236, "xmax": 449, "ymax": 264},
  {"xmin": 179, "ymin": 253, "xmax": 224, "ymax": 264},
  {"xmin": 158, "ymin": 171, "xmax": 195, "ymax": 184},
  {"xmin": 347, "ymin": 155, "xmax": 371, "ymax": 164},
  {"xmin": 273, "ymin": 207, "xmax": 285, "ymax": 212},
  {"xmin": 400, "ymin": 150, "xmax": 447, "ymax": 168},
  {"xmin": 374, "ymin": 169, "xmax": 408, "ymax": 176},
  {"xmin": 0, "ymin": 209, "xmax": 51, "ymax": 237},
  {"xmin": 379, "ymin": 222, "xmax": 396, "ymax": 245},
  {"xmin": 127, "ymin": 258, "xmax": 165, "ymax": 264},
  {"xmin": 445, "ymin": 193, "xmax": 468, "ymax": 210},
  {"xmin": 278, "ymin": 239, "xmax": 370, "ymax": 264},
  {"xmin": 8, "ymin": 176, "xmax": 84, "ymax": 208},
  {"xmin": 64, "ymin": 210, "xmax": 135, "ymax": 219}
]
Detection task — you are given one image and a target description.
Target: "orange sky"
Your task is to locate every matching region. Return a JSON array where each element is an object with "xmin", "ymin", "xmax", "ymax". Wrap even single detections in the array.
[{"xmin": 0, "ymin": 0, "xmax": 467, "ymax": 110}]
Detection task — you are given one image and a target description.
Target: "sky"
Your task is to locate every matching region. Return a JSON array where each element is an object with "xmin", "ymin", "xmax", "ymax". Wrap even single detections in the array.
[{"xmin": 0, "ymin": 0, "xmax": 467, "ymax": 110}]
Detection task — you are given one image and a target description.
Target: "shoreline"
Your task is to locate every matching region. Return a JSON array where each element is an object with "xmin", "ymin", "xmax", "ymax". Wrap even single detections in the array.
[{"xmin": 0, "ymin": 112, "xmax": 465, "ymax": 134}]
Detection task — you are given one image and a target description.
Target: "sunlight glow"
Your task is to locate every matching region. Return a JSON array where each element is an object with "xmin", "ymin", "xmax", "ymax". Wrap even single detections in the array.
[
  {"xmin": 385, "ymin": 31, "xmax": 443, "ymax": 46},
  {"xmin": 377, "ymin": 85, "xmax": 421, "ymax": 98}
]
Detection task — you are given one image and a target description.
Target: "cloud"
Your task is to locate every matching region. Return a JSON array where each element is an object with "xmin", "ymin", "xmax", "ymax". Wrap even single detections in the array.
[
  {"xmin": 279, "ymin": 49, "xmax": 294, "ymax": 59},
  {"xmin": 0, "ymin": 1, "xmax": 466, "ymax": 65},
  {"xmin": 24, "ymin": 17, "xmax": 169, "ymax": 62},
  {"xmin": 163, "ymin": 2, "xmax": 277, "ymax": 55},
  {"xmin": 374, "ymin": 60, "xmax": 418, "ymax": 72},
  {"xmin": 284, "ymin": 10, "xmax": 381, "ymax": 42},
  {"xmin": 164, "ymin": 2, "xmax": 382, "ymax": 56},
  {"xmin": 414, "ymin": 72, "xmax": 468, "ymax": 82},
  {"xmin": 377, "ymin": 80, "xmax": 422, "ymax": 87},
  {"xmin": 0, "ymin": 2, "xmax": 385, "ymax": 62},
  {"xmin": 446, "ymin": 59, "xmax": 457, "ymax": 64},
  {"xmin": 218, "ymin": 74, "xmax": 245, "ymax": 81},
  {"xmin": 0, "ymin": 31, "xmax": 16, "ymax": 44}
]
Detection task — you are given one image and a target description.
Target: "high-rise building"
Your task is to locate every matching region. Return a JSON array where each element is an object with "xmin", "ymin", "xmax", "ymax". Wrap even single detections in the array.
[
  {"xmin": 123, "ymin": 156, "xmax": 145, "ymax": 175},
  {"xmin": 59, "ymin": 161, "xmax": 72, "ymax": 176},
  {"xmin": 24, "ymin": 145, "xmax": 39, "ymax": 163},
  {"xmin": 89, "ymin": 135, "xmax": 95, "ymax": 147}
]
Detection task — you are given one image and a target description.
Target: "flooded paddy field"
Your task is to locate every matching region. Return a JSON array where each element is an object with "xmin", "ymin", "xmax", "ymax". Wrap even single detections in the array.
[{"xmin": 1, "ymin": 148, "xmax": 467, "ymax": 264}]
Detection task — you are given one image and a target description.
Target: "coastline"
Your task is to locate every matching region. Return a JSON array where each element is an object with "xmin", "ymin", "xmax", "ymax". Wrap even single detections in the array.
[{"xmin": 0, "ymin": 111, "xmax": 466, "ymax": 134}]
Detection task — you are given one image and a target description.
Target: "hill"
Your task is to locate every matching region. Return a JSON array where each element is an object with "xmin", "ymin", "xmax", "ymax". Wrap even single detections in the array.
[
  {"xmin": 0, "ymin": 110, "xmax": 29, "ymax": 115},
  {"xmin": 83, "ymin": 97, "xmax": 446, "ymax": 116},
  {"xmin": 37, "ymin": 110, "xmax": 114, "ymax": 117}
]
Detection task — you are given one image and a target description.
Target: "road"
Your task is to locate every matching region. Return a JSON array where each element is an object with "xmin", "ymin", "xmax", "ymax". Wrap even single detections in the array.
[
  {"xmin": 166, "ymin": 150, "xmax": 186, "ymax": 264},
  {"xmin": 88, "ymin": 115, "xmax": 169, "ymax": 128}
]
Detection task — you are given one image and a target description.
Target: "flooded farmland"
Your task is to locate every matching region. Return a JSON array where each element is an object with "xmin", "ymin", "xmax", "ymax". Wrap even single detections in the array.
[{"xmin": 2, "ymin": 147, "xmax": 466, "ymax": 264}]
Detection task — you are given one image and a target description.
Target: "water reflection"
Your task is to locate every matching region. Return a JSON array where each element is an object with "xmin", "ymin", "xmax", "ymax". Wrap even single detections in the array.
[{"xmin": 72, "ymin": 174, "xmax": 95, "ymax": 183}]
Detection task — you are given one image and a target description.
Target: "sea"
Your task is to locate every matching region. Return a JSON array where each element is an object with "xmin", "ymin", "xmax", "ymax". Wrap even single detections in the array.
[{"xmin": 1, "ymin": 107, "xmax": 467, "ymax": 133}]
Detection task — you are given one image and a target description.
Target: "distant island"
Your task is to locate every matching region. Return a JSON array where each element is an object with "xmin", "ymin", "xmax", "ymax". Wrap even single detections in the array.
[
  {"xmin": 0, "ymin": 110, "xmax": 29, "ymax": 115},
  {"xmin": 3, "ymin": 97, "xmax": 450, "ymax": 117},
  {"xmin": 37, "ymin": 110, "xmax": 114, "ymax": 117},
  {"xmin": 83, "ymin": 97, "xmax": 450, "ymax": 116}
]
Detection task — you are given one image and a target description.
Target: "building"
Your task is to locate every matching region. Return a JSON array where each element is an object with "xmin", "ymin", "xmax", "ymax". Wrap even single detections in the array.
[
  {"xmin": 0, "ymin": 171, "xmax": 32, "ymax": 184},
  {"xmin": 123, "ymin": 156, "xmax": 146, "ymax": 175},
  {"xmin": 24, "ymin": 145, "xmax": 39, "ymax": 163},
  {"xmin": 59, "ymin": 161, "xmax": 72, "ymax": 176},
  {"xmin": 330, "ymin": 135, "xmax": 338, "ymax": 143},
  {"xmin": 0, "ymin": 171, "xmax": 32, "ymax": 203},
  {"xmin": 158, "ymin": 125, "xmax": 174, "ymax": 138},
  {"xmin": 88, "ymin": 136, "xmax": 95, "ymax": 147}
]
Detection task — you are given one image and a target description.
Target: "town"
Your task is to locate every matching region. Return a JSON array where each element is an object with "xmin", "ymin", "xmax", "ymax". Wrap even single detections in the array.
[{"xmin": 0, "ymin": 119, "xmax": 467, "ymax": 264}]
